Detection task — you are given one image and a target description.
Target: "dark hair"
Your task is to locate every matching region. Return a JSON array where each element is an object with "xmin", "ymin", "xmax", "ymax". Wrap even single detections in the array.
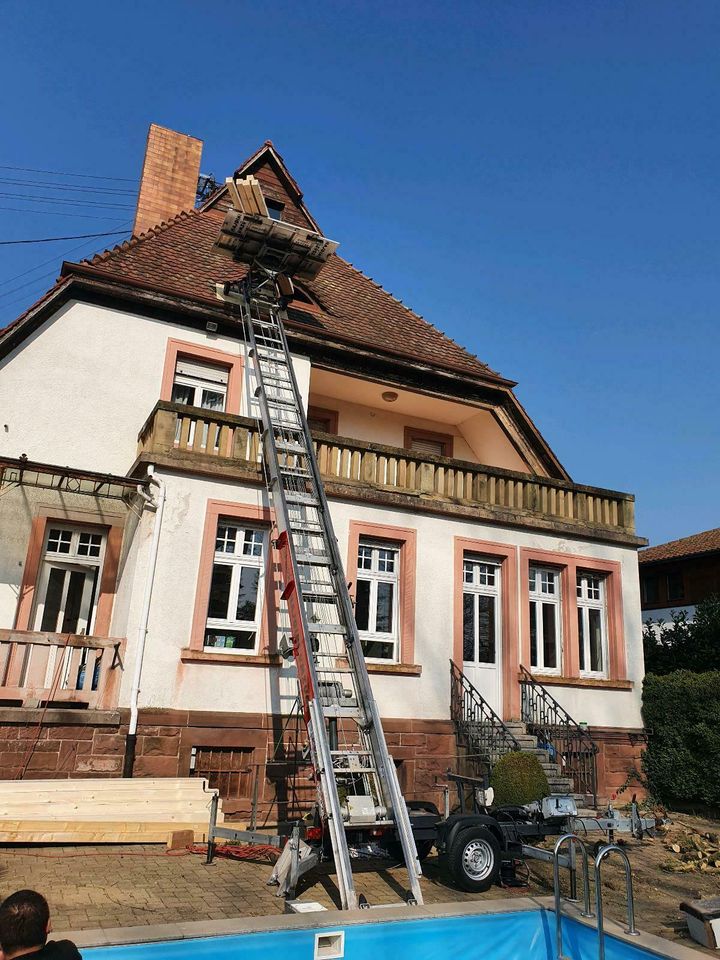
[{"xmin": 0, "ymin": 890, "xmax": 50, "ymax": 954}]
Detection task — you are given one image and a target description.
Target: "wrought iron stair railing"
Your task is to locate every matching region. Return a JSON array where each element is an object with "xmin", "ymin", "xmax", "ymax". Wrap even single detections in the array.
[
  {"xmin": 519, "ymin": 664, "xmax": 598, "ymax": 806},
  {"xmin": 450, "ymin": 660, "xmax": 521, "ymax": 777}
]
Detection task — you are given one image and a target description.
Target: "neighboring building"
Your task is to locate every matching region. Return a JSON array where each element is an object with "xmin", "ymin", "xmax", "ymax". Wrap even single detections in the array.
[
  {"xmin": 639, "ymin": 527, "xmax": 720, "ymax": 624},
  {"xmin": 0, "ymin": 125, "xmax": 647, "ymax": 808}
]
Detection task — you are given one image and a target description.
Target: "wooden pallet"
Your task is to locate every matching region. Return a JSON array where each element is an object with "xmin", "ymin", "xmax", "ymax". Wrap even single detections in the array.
[{"xmin": 0, "ymin": 777, "xmax": 223, "ymax": 844}]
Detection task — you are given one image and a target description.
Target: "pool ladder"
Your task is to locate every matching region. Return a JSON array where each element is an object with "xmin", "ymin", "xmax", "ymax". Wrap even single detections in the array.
[{"xmin": 553, "ymin": 835, "xmax": 639, "ymax": 960}]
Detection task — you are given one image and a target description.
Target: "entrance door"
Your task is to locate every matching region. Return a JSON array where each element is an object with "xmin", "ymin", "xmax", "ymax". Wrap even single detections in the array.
[{"xmin": 462, "ymin": 557, "xmax": 502, "ymax": 715}]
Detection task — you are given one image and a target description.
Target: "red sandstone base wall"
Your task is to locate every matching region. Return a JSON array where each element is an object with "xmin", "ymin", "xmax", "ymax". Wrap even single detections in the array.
[{"xmin": 0, "ymin": 709, "xmax": 645, "ymax": 811}]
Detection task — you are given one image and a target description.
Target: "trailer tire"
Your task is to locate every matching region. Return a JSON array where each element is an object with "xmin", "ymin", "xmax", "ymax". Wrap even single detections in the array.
[{"xmin": 447, "ymin": 826, "xmax": 501, "ymax": 892}]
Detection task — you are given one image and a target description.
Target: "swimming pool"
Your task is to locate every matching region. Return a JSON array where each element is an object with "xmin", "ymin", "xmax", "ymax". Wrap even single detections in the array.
[{"xmin": 82, "ymin": 907, "xmax": 688, "ymax": 960}]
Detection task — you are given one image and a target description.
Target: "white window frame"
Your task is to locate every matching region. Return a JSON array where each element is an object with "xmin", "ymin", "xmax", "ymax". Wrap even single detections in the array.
[
  {"xmin": 171, "ymin": 359, "xmax": 228, "ymax": 411},
  {"xmin": 32, "ymin": 524, "xmax": 106, "ymax": 636},
  {"xmin": 576, "ymin": 572, "xmax": 608, "ymax": 678},
  {"xmin": 528, "ymin": 565, "xmax": 562, "ymax": 675},
  {"xmin": 355, "ymin": 539, "xmax": 400, "ymax": 663},
  {"xmin": 204, "ymin": 523, "xmax": 266, "ymax": 655},
  {"xmin": 462, "ymin": 556, "xmax": 501, "ymax": 668}
]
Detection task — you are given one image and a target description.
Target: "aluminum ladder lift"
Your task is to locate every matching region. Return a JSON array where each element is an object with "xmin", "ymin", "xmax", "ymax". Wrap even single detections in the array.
[{"xmin": 213, "ymin": 181, "xmax": 424, "ymax": 911}]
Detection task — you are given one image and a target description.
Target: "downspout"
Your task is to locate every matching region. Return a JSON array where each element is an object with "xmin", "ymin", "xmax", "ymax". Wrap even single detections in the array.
[{"xmin": 122, "ymin": 468, "xmax": 166, "ymax": 777}]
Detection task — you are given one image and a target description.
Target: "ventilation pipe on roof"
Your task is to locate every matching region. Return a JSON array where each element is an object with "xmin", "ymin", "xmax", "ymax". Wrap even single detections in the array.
[{"xmin": 123, "ymin": 468, "xmax": 166, "ymax": 777}]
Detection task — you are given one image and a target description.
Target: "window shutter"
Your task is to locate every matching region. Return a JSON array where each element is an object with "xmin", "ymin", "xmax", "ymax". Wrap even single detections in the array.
[
  {"xmin": 409, "ymin": 437, "xmax": 445, "ymax": 457},
  {"xmin": 175, "ymin": 358, "xmax": 229, "ymax": 385}
]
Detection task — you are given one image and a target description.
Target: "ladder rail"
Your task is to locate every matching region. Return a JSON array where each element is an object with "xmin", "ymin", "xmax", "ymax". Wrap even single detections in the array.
[
  {"xmin": 241, "ymin": 269, "xmax": 423, "ymax": 908},
  {"xmin": 268, "ymin": 291, "xmax": 424, "ymax": 904},
  {"xmin": 243, "ymin": 287, "xmax": 358, "ymax": 910},
  {"xmin": 595, "ymin": 843, "xmax": 639, "ymax": 960},
  {"xmin": 553, "ymin": 833, "xmax": 593, "ymax": 960}
]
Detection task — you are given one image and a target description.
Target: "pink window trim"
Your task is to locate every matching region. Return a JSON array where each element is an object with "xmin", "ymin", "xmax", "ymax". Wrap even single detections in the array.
[
  {"xmin": 519, "ymin": 547, "xmax": 626, "ymax": 682},
  {"xmin": 346, "ymin": 520, "xmax": 417, "ymax": 665},
  {"xmin": 453, "ymin": 538, "xmax": 519, "ymax": 720},
  {"xmin": 15, "ymin": 512, "xmax": 124, "ymax": 637},
  {"xmin": 189, "ymin": 500, "xmax": 280, "ymax": 655},
  {"xmin": 160, "ymin": 338, "xmax": 244, "ymax": 414}
]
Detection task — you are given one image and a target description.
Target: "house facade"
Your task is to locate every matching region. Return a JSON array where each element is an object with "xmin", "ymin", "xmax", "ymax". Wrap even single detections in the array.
[
  {"xmin": 0, "ymin": 125, "xmax": 647, "ymax": 812},
  {"xmin": 639, "ymin": 527, "xmax": 720, "ymax": 624}
]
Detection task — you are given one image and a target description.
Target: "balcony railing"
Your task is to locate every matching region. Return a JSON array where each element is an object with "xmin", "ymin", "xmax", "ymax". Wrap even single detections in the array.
[
  {"xmin": 0, "ymin": 630, "xmax": 125, "ymax": 710},
  {"xmin": 137, "ymin": 401, "xmax": 637, "ymax": 540}
]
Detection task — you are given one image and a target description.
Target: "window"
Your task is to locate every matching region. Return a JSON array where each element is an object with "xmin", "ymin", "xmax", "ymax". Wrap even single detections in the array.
[
  {"xmin": 354, "ymin": 539, "xmax": 400, "ymax": 661},
  {"xmin": 577, "ymin": 572, "xmax": 607, "ymax": 676},
  {"xmin": 462, "ymin": 557, "xmax": 500, "ymax": 665},
  {"xmin": 404, "ymin": 427, "xmax": 453, "ymax": 458},
  {"xmin": 667, "ymin": 572, "xmax": 684, "ymax": 602},
  {"xmin": 641, "ymin": 575, "xmax": 660, "ymax": 605},
  {"xmin": 266, "ymin": 199, "xmax": 284, "ymax": 221},
  {"xmin": 33, "ymin": 526, "xmax": 105, "ymax": 635},
  {"xmin": 171, "ymin": 358, "xmax": 228, "ymax": 411},
  {"xmin": 528, "ymin": 566, "xmax": 561, "ymax": 673},
  {"xmin": 204, "ymin": 522, "xmax": 266, "ymax": 652}
]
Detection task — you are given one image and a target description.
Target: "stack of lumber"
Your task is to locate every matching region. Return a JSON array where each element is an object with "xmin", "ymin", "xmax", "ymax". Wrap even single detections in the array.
[
  {"xmin": 225, "ymin": 175, "xmax": 269, "ymax": 217},
  {"xmin": 0, "ymin": 777, "xmax": 224, "ymax": 844}
]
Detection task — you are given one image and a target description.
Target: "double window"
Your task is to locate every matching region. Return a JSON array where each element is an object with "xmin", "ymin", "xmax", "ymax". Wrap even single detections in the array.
[
  {"xmin": 354, "ymin": 540, "xmax": 400, "ymax": 661},
  {"xmin": 205, "ymin": 522, "xmax": 266, "ymax": 653},
  {"xmin": 171, "ymin": 358, "xmax": 228, "ymax": 411},
  {"xmin": 33, "ymin": 525, "xmax": 105, "ymax": 635},
  {"xmin": 528, "ymin": 566, "xmax": 561, "ymax": 673},
  {"xmin": 577, "ymin": 572, "xmax": 607, "ymax": 676},
  {"xmin": 462, "ymin": 558, "xmax": 499, "ymax": 665}
]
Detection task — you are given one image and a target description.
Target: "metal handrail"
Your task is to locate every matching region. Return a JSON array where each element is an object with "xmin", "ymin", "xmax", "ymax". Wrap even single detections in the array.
[
  {"xmin": 450, "ymin": 660, "xmax": 520, "ymax": 776},
  {"xmin": 595, "ymin": 843, "xmax": 639, "ymax": 960},
  {"xmin": 553, "ymin": 833, "xmax": 593, "ymax": 960},
  {"xmin": 519, "ymin": 664, "xmax": 598, "ymax": 805}
]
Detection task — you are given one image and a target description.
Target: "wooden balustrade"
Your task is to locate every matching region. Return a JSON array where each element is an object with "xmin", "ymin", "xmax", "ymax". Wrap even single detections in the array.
[
  {"xmin": 137, "ymin": 401, "xmax": 637, "ymax": 539},
  {"xmin": 0, "ymin": 630, "xmax": 125, "ymax": 710}
]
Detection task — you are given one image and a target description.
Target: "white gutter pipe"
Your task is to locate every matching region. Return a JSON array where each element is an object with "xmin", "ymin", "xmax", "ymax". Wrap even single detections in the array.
[{"xmin": 123, "ymin": 467, "xmax": 166, "ymax": 777}]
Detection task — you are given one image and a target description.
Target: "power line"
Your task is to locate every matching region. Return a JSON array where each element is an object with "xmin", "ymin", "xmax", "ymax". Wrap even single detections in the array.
[
  {"xmin": 0, "ymin": 224, "xmax": 131, "ymax": 288},
  {"xmin": 0, "ymin": 229, "xmax": 132, "ymax": 246},
  {"xmin": 0, "ymin": 192, "xmax": 133, "ymax": 209},
  {"xmin": 0, "ymin": 206, "xmax": 130, "ymax": 220},
  {"xmin": 0, "ymin": 163, "xmax": 135, "ymax": 182},
  {"xmin": 0, "ymin": 177, "xmax": 136, "ymax": 196}
]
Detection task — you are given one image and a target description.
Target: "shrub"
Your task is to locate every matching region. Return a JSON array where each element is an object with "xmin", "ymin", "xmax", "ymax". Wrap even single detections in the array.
[
  {"xmin": 643, "ymin": 595, "xmax": 720, "ymax": 674},
  {"xmin": 642, "ymin": 671, "xmax": 720, "ymax": 806},
  {"xmin": 490, "ymin": 752, "xmax": 549, "ymax": 806}
]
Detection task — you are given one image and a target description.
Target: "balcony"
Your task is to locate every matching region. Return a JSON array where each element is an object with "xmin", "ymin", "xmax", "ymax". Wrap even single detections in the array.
[
  {"xmin": 136, "ymin": 401, "xmax": 640, "ymax": 544},
  {"xmin": 0, "ymin": 630, "xmax": 125, "ymax": 710}
]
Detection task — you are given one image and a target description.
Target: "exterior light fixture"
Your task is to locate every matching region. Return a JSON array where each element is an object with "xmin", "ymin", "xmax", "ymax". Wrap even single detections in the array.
[{"xmin": 381, "ymin": 391, "xmax": 398, "ymax": 403}]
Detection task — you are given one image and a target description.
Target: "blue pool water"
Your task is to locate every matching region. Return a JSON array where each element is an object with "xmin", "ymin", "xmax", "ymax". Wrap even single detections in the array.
[{"xmin": 84, "ymin": 910, "xmax": 670, "ymax": 960}]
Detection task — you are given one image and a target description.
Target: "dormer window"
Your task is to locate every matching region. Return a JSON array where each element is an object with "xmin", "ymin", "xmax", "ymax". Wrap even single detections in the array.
[{"xmin": 266, "ymin": 199, "xmax": 284, "ymax": 221}]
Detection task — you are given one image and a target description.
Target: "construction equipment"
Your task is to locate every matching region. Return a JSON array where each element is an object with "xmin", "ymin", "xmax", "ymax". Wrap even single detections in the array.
[{"xmin": 212, "ymin": 176, "xmax": 424, "ymax": 911}]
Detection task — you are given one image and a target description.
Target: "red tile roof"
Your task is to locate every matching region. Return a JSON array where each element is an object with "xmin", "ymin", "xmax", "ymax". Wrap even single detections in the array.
[
  {"xmin": 68, "ymin": 203, "xmax": 498, "ymax": 380},
  {"xmin": 639, "ymin": 527, "xmax": 720, "ymax": 564}
]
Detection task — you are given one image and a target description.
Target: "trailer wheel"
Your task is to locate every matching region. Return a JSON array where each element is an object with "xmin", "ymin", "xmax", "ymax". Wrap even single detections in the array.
[{"xmin": 447, "ymin": 826, "xmax": 501, "ymax": 892}]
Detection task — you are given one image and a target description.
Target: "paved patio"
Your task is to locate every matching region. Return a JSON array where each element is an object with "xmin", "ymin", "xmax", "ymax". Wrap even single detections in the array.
[{"xmin": 0, "ymin": 845, "xmax": 523, "ymax": 931}]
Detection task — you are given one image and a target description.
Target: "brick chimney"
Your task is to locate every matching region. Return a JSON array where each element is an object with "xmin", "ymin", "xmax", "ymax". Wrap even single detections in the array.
[{"xmin": 133, "ymin": 123, "xmax": 203, "ymax": 236}]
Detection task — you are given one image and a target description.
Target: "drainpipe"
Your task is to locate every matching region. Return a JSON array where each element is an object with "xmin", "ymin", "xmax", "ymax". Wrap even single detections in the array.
[{"xmin": 123, "ymin": 468, "xmax": 166, "ymax": 777}]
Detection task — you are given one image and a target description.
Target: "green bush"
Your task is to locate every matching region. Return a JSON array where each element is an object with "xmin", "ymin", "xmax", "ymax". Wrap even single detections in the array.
[
  {"xmin": 490, "ymin": 752, "xmax": 549, "ymax": 805},
  {"xmin": 642, "ymin": 671, "xmax": 720, "ymax": 806}
]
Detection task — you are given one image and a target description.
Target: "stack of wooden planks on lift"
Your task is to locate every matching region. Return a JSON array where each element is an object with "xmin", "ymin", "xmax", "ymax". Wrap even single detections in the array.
[
  {"xmin": 0, "ymin": 777, "xmax": 224, "ymax": 844},
  {"xmin": 225, "ymin": 175, "xmax": 269, "ymax": 217}
]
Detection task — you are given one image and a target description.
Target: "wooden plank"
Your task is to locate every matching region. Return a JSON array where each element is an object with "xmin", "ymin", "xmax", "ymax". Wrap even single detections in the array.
[
  {"xmin": 0, "ymin": 821, "xmax": 212, "ymax": 844},
  {"xmin": 225, "ymin": 177, "xmax": 244, "ymax": 212}
]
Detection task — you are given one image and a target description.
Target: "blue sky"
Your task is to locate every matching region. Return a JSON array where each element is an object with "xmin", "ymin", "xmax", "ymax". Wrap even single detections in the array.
[{"xmin": 1, "ymin": 1, "xmax": 718, "ymax": 545}]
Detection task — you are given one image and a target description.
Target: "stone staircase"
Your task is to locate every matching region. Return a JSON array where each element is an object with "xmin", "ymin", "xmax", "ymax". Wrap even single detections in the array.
[{"xmin": 501, "ymin": 720, "xmax": 579, "ymax": 798}]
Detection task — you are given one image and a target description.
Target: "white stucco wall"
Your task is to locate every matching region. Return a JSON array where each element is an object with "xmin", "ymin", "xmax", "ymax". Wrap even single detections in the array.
[
  {"xmin": 115, "ymin": 471, "xmax": 644, "ymax": 730},
  {"xmin": 0, "ymin": 301, "xmax": 310, "ymax": 476}
]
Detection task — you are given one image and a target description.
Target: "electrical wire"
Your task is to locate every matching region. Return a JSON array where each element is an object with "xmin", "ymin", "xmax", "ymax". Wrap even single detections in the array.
[
  {"xmin": 0, "ymin": 229, "xmax": 132, "ymax": 246},
  {"xmin": 0, "ymin": 205, "xmax": 133, "ymax": 220},
  {"xmin": 0, "ymin": 192, "xmax": 133, "ymax": 209},
  {"xmin": 0, "ymin": 163, "xmax": 135, "ymax": 181},
  {"xmin": 0, "ymin": 177, "xmax": 136, "ymax": 195}
]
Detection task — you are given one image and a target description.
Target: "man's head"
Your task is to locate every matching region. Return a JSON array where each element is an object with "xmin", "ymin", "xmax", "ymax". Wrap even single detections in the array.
[{"xmin": 0, "ymin": 891, "xmax": 50, "ymax": 959}]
